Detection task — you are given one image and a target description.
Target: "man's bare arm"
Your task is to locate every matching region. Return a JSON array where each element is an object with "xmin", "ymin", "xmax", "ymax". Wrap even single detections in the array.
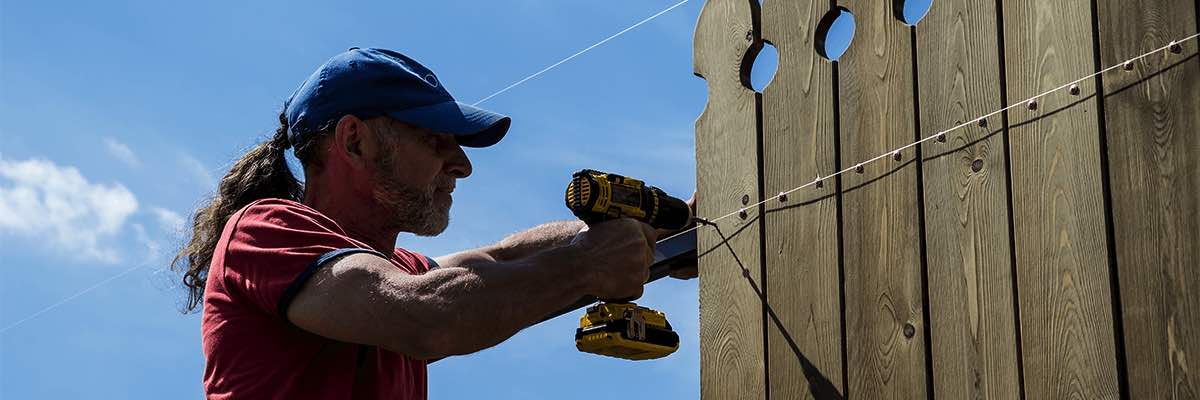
[
  {"xmin": 434, "ymin": 221, "xmax": 584, "ymax": 269},
  {"xmin": 285, "ymin": 219, "xmax": 656, "ymax": 360}
]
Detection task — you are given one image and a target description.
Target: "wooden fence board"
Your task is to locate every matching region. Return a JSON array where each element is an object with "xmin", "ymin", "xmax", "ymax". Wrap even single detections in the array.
[
  {"xmin": 760, "ymin": 0, "xmax": 843, "ymax": 398},
  {"xmin": 1095, "ymin": 1, "xmax": 1200, "ymax": 398},
  {"xmin": 833, "ymin": 0, "xmax": 927, "ymax": 398},
  {"xmin": 914, "ymin": 0, "xmax": 1021, "ymax": 398},
  {"xmin": 693, "ymin": 0, "xmax": 765, "ymax": 398},
  {"xmin": 1000, "ymin": 0, "xmax": 1121, "ymax": 398}
]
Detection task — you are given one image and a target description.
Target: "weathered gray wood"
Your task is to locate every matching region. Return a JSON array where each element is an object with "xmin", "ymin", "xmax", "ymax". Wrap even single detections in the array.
[
  {"xmin": 1095, "ymin": 1, "xmax": 1200, "ymax": 398},
  {"xmin": 760, "ymin": 0, "xmax": 843, "ymax": 398},
  {"xmin": 834, "ymin": 0, "xmax": 927, "ymax": 398},
  {"xmin": 914, "ymin": 0, "xmax": 1021, "ymax": 398},
  {"xmin": 693, "ymin": 0, "xmax": 764, "ymax": 398},
  {"xmin": 1001, "ymin": 0, "xmax": 1121, "ymax": 398}
]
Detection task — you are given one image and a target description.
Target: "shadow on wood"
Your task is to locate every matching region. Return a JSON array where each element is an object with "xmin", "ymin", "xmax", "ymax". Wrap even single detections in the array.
[{"xmin": 701, "ymin": 218, "xmax": 846, "ymax": 400}]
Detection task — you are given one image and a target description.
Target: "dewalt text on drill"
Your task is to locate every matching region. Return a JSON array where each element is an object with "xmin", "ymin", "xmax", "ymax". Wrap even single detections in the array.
[{"xmin": 564, "ymin": 169, "xmax": 691, "ymax": 360}]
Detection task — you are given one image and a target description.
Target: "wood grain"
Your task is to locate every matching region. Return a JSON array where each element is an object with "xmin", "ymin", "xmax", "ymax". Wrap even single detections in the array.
[
  {"xmin": 834, "ymin": 0, "xmax": 927, "ymax": 398},
  {"xmin": 914, "ymin": 0, "xmax": 1021, "ymax": 398},
  {"xmin": 1000, "ymin": 0, "xmax": 1121, "ymax": 398},
  {"xmin": 1095, "ymin": 1, "xmax": 1200, "ymax": 398},
  {"xmin": 693, "ymin": 0, "xmax": 765, "ymax": 398},
  {"xmin": 760, "ymin": 0, "xmax": 843, "ymax": 398}
]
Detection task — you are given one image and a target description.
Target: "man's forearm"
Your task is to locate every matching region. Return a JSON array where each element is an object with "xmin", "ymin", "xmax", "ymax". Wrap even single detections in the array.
[
  {"xmin": 408, "ymin": 243, "xmax": 592, "ymax": 357},
  {"xmin": 482, "ymin": 220, "xmax": 585, "ymax": 262}
]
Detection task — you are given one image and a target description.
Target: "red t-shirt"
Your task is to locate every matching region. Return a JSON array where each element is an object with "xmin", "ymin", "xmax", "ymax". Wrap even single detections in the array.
[{"xmin": 202, "ymin": 198, "xmax": 433, "ymax": 400}]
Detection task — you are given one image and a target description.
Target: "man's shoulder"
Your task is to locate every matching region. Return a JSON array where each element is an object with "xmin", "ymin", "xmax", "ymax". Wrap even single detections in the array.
[{"xmin": 234, "ymin": 198, "xmax": 340, "ymax": 231}]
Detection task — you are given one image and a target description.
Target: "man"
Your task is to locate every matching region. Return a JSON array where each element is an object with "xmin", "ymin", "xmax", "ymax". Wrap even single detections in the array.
[{"xmin": 172, "ymin": 47, "xmax": 696, "ymax": 399}]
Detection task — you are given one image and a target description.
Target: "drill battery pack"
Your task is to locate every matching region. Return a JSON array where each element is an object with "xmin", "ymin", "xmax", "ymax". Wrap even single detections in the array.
[{"xmin": 574, "ymin": 302, "xmax": 679, "ymax": 360}]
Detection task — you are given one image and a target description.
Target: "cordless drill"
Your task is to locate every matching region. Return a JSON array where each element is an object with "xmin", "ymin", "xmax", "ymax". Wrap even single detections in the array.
[{"xmin": 564, "ymin": 169, "xmax": 691, "ymax": 360}]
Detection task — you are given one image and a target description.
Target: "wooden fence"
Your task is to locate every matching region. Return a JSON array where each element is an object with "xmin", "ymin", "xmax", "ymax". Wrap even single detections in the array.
[{"xmin": 692, "ymin": 0, "xmax": 1199, "ymax": 398}]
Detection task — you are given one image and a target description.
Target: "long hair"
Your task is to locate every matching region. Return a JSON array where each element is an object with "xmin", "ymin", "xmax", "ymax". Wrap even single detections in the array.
[{"xmin": 172, "ymin": 111, "xmax": 327, "ymax": 313}]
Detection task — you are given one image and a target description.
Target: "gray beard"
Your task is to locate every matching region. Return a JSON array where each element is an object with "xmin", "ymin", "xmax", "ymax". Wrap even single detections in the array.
[{"xmin": 371, "ymin": 178, "xmax": 450, "ymax": 237}]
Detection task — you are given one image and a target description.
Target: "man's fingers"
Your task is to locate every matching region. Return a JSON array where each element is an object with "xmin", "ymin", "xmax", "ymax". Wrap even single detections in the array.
[
  {"xmin": 669, "ymin": 266, "xmax": 699, "ymax": 280},
  {"xmin": 637, "ymin": 221, "xmax": 657, "ymax": 248}
]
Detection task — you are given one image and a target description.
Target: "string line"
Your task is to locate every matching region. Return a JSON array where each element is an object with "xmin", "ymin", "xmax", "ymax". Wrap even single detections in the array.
[
  {"xmin": 0, "ymin": 260, "xmax": 156, "ymax": 334},
  {"xmin": 665, "ymin": 32, "xmax": 1199, "ymax": 244},
  {"xmin": 472, "ymin": 0, "xmax": 692, "ymax": 106}
]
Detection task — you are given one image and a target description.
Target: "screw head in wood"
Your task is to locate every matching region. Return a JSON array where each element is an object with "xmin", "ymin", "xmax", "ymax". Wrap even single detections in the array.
[
  {"xmin": 977, "ymin": 118, "xmax": 988, "ymax": 128},
  {"xmin": 893, "ymin": 150, "xmax": 902, "ymax": 161},
  {"xmin": 903, "ymin": 323, "xmax": 916, "ymax": 338},
  {"xmin": 1068, "ymin": 84, "xmax": 1081, "ymax": 96},
  {"xmin": 738, "ymin": 209, "xmax": 748, "ymax": 220},
  {"xmin": 813, "ymin": 176, "xmax": 824, "ymax": 189},
  {"xmin": 854, "ymin": 164, "xmax": 864, "ymax": 173},
  {"xmin": 741, "ymin": 194, "xmax": 750, "ymax": 205},
  {"xmin": 746, "ymin": 30, "xmax": 754, "ymax": 42},
  {"xmin": 936, "ymin": 133, "xmax": 947, "ymax": 143},
  {"xmin": 777, "ymin": 192, "xmax": 788, "ymax": 203},
  {"xmin": 1169, "ymin": 41, "xmax": 1182, "ymax": 54},
  {"xmin": 1123, "ymin": 60, "xmax": 1135, "ymax": 71},
  {"xmin": 1027, "ymin": 99, "xmax": 1039, "ymax": 111}
]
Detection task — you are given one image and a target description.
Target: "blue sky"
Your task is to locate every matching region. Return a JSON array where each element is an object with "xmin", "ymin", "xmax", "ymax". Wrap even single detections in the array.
[{"xmin": 0, "ymin": 0, "xmax": 905, "ymax": 398}]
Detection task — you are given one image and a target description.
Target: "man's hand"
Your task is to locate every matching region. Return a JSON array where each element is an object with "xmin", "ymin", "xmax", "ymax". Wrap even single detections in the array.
[
  {"xmin": 570, "ymin": 218, "xmax": 656, "ymax": 301},
  {"xmin": 658, "ymin": 193, "xmax": 698, "ymax": 280}
]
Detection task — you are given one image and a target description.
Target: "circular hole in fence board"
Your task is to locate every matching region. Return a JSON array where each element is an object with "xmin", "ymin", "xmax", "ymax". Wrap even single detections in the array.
[
  {"xmin": 749, "ymin": 42, "xmax": 779, "ymax": 92},
  {"xmin": 815, "ymin": 7, "xmax": 856, "ymax": 61},
  {"xmin": 895, "ymin": 0, "xmax": 932, "ymax": 26}
]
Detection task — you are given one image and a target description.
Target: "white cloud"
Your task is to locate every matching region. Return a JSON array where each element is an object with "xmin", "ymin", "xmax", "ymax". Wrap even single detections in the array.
[
  {"xmin": 103, "ymin": 137, "xmax": 140, "ymax": 168},
  {"xmin": 0, "ymin": 158, "xmax": 139, "ymax": 263},
  {"xmin": 131, "ymin": 223, "xmax": 162, "ymax": 264},
  {"xmin": 150, "ymin": 206, "xmax": 185, "ymax": 234},
  {"xmin": 179, "ymin": 153, "xmax": 215, "ymax": 189}
]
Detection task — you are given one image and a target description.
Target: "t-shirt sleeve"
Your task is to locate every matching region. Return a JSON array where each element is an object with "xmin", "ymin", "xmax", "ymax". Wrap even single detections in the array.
[{"xmin": 220, "ymin": 200, "xmax": 386, "ymax": 320}]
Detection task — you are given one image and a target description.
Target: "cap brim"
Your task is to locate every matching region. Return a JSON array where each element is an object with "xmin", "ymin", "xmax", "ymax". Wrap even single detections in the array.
[{"xmin": 386, "ymin": 101, "xmax": 510, "ymax": 148}]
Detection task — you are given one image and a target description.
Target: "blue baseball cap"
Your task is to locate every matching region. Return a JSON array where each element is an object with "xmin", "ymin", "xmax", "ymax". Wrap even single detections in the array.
[{"xmin": 284, "ymin": 47, "xmax": 510, "ymax": 148}]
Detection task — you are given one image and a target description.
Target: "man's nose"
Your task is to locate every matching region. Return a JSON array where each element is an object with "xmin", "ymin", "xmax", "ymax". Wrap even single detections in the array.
[{"xmin": 444, "ymin": 143, "xmax": 472, "ymax": 178}]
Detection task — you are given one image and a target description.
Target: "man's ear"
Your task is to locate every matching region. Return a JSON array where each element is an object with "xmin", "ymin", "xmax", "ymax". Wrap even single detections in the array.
[{"xmin": 333, "ymin": 115, "xmax": 368, "ymax": 168}]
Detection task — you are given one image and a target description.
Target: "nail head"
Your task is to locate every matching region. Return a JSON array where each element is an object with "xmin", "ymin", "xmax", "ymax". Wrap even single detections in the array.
[
  {"xmin": 854, "ymin": 164, "xmax": 864, "ymax": 173},
  {"xmin": 1068, "ymin": 84, "xmax": 1081, "ymax": 96},
  {"xmin": 893, "ymin": 151, "xmax": 902, "ymax": 161},
  {"xmin": 936, "ymin": 133, "xmax": 947, "ymax": 143},
  {"xmin": 977, "ymin": 118, "xmax": 988, "ymax": 128},
  {"xmin": 1169, "ymin": 41, "xmax": 1182, "ymax": 54},
  {"xmin": 778, "ymin": 192, "xmax": 788, "ymax": 202},
  {"xmin": 1027, "ymin": 100, "xmax": 1039, "ymax": 111},
  {"xmin": 738, "ymin": 210, "xmax": 748, "ymax": 220},
  {"xmin": 1123, "ymin": 61, "xmax": 1135, "ymax": 71}
]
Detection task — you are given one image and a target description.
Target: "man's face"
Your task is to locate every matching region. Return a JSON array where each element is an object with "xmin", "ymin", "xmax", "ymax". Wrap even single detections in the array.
[{"xmin": 366, "ymin": 118, "xmax": 472, "ymax": 236}]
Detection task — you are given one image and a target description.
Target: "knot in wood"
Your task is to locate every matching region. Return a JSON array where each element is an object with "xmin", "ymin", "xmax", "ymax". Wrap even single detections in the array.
[
  {"xmin": 741, "ymin": 194, "xmax": 750, "ymax": 205},
  {"xmin": 971, "ymin": 158, "xmax": 984, "ymax": 172},
  {"xmin": 903, "ymin": 323, "xmax": 916, "ymax": 338}
]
